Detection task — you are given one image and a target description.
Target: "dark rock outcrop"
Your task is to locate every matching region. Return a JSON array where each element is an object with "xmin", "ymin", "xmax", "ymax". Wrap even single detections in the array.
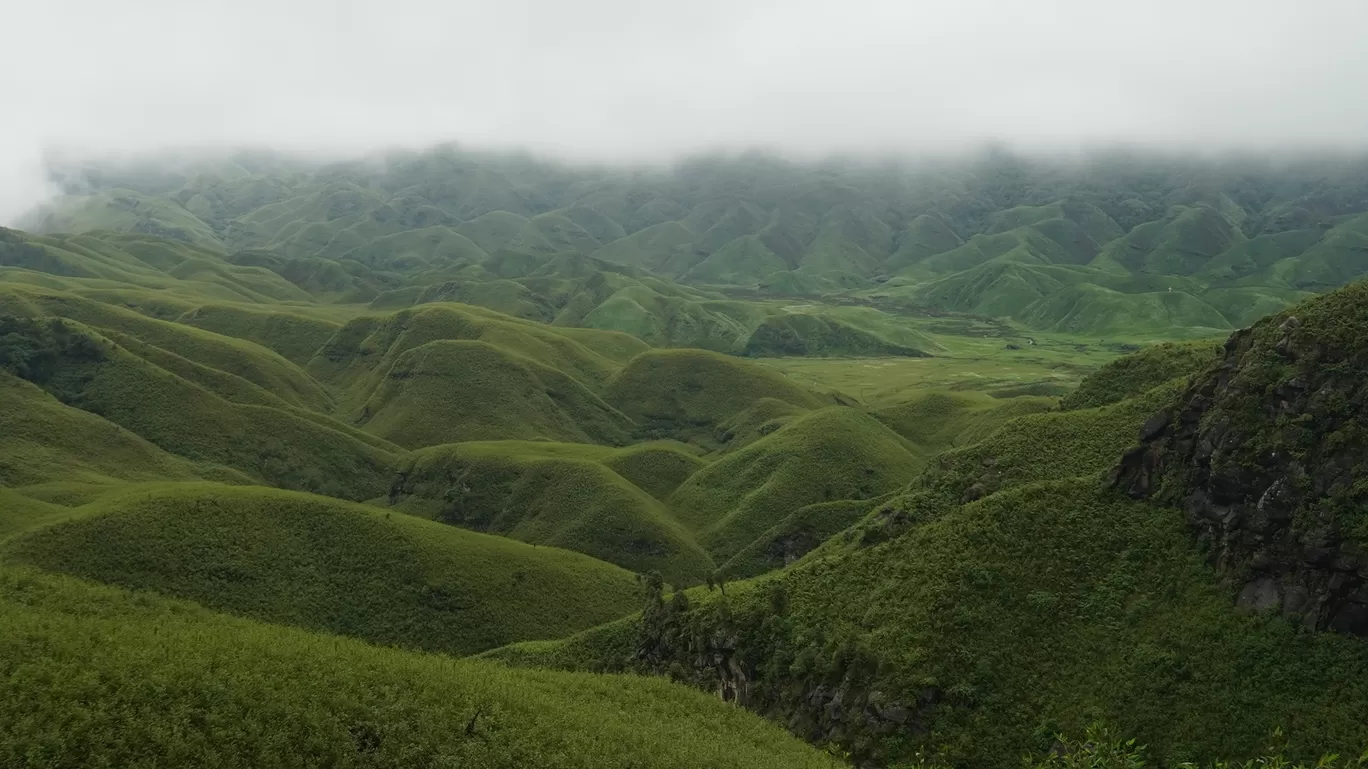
[{"xmin": 1111, "ymin": 282, "xmax": 1368, "ymax": 635}]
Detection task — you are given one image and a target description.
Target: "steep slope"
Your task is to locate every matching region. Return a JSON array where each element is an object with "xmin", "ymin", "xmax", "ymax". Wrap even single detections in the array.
[
  {"xmin": 0, "ymin": 316, "xmax": 397, "ymax": 499},
  {"xmin": 669, "ymin": 407, "xmax": 921, "ymax": 571},
  {"xmin": 603, "ymin": 348, "xmax": 828, "ymax": 447},
  {"xmin": 496, "ymin": 343, "xmax": 1368, "ymax": 767},
  {"xmin": 0, "ymin": 567, "xmax": 844, "ymax": 769},
  {"xmin": 310, "ymin": 303, "xmax": 637, "ymax": 420},
  {"xmin": 389, "ymin": 441, "xmax": 712, "ymax": 584},
  {"xmin": 741, "ymin": 312, "xmax": 932, "ymax": 357},
  {"xmin": 1112, "ymin": 279, "xmax": 1368, "ymax": 634},
  {"xmin": 0, "ymin": 369, "xmax": 236, "ymax": 498},
  {"xmin": 358, "ymin": 340, "xmax": 633, "ymax": 448},
  {"xmin": 1060, "ymin": 340, "xmax": 1222, "ymax": 410},
  {"xmin": 5, "ymin": 483, "xmax": 640, "ymax": 655}
]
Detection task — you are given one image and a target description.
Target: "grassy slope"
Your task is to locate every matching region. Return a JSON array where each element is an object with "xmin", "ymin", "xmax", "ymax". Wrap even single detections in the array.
[
  {"xmin": 0, "ymin": 372, "xmax": 242, "ymax": 495},
  {"xmin": 0, "ymin": 488, "xmax": 71, "ymax": 543},
  {"xmin": 1059, "ymin": 340, "xmax": 1223, "ymax": 410},
  {"xmin": 604, "ymin": 348, "xmax": 828, "ymax": 446},
  {"xmin": 5, "ymin": 483, "xmax": 641, "ymax": 655},
  {"xmin": 669, "ymin": 407, "xmax": 922, "ymax": 571},
  {"xmin": 0, "ymin": 567, "xmax": 844, "ymax": 769},
  {"xmin": 872, "ymin": 389, "xmax": 1057, "ymax": 450},
  {"xmin": 0, "ymin": 284, "xmax": 333, "ymax": 410},
  {"xmin": 31, "ymin": 331, "xmax": 399, "ymax": 499},
  {"xmin": 309, "ymin": 303, "xmax": 634, "ymax": 418},
  {"xmin": 496, "ymin": 377, "xmax": 1368, "ymax": 767},
  {"xmin": 389, "ymin": 441, "xmax": 713, "ymax": 585},
  {"xmin": 359, "ymin": 340, "xmax": 634, "ymax": 448}
]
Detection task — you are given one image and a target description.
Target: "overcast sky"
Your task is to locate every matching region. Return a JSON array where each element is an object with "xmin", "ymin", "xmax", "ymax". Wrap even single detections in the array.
[{"xmin": 3, "ymin": 0, "xmax": 1368, "ymax": 221}]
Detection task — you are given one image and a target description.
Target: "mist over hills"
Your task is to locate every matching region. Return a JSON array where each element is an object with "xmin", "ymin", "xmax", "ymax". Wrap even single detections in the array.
[
  {"xmin": 7, "ymin": 144, "xmax": 1368, "ymax": 768},
  {"xmin": 18, "ymin": 147, "xmax": 1368, "ymax": 342}
]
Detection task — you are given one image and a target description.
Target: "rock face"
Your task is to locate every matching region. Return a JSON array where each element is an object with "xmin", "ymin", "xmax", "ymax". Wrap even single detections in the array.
[{"xmin": 1111, "ymin": 281, "xmax": 1368, "ymax": 635}]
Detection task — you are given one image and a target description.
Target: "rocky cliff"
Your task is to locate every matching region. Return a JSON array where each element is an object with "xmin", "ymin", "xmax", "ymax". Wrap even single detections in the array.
[{"xmin": 1112, "ymin": 281, "xmax": 1368, "ymax": 634}]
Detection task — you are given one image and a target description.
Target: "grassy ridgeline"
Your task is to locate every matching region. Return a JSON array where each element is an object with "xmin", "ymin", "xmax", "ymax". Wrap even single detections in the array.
[
  {"xmin": 4, "ymin": 483, "xmax": 642, "ymax": 655},
  {"xmin": 604, "ymin": 348, "xmax": 829, "ymax": 447},
  {"xmin": 389, "ymin": 441, "xmax": 714, "ymax": 585},
  {"xmin": 670, "ymin": 407, "xmax": 921, "ymax": 567},
  {"xmin": 488, "ymin": 344, "xmax": 1368, "ymax": 765},
  {"xmin": 358, "ymin": 339, "xmax": 634, "ymax": 448},
  {"xmin": 0, "ymin": 567, "xmax": 844, "ymax": 769},
  {"xmin": 497, "ymin": 459, "xmax": 1368, "ymax": 769}
]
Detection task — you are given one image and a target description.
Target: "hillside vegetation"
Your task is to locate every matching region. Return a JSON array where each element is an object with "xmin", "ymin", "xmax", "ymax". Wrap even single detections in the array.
[
  {"xmin": 8, "ymin": 147, "xmax": 1368, "ymax": 768},
  {"xmin": 0, "ymin": 567, "xmax": 844, "ymax": 769},
  {"xmin": 492, "ymin": 285, "xmax": 1368, "ymax": 768},
  {"xmin": 23, "ymin": 149, "xmax": 1368, "ymax": 340},
  {"xmin": 4, "ymin": 483, "xmax": 641, "ymax": 655}
]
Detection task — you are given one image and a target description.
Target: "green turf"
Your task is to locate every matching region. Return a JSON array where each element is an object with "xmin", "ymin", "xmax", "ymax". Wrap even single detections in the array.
[
  {"xmin": 0, "ymin": 566, "xmax": 845, "ymax": 769},
  {"xmin": 358, "ymin": 339, "xmax": 634, "ymax": 448},
  {"xmin": 389, "ymin": 441, "xmax": 713, "ymax": 585},
  {"xmin": 669, "ymin": 406, "xmax": 921, "ymax": 569},
  {"xmin": 4, "ymin": 483, "xmax": 641, "ymax": 655},
  {"xmin": 604, "ymin": 348, "xmax": 828, "ymax": 446},
  {"xmin": 1059, "ymin": 339, "xmax": 1223, "ymax": 410},
  {"xmin": 12, "ymin": 151, "xmax": 1368, "ymax": 767},
  {"xmin": 495, "ymin": 378, "xmax": 1368, "ymax": 767}
]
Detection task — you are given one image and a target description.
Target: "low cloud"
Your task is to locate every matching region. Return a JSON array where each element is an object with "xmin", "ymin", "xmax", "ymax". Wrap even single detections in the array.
[{"xmin": 4, "ymin": 0, "xmax": 1368, "ymax": 222}]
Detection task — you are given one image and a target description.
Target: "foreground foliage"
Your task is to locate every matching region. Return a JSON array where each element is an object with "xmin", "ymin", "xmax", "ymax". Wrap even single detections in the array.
[{"xmin": 0, "ymin": 567, "xmax": 845, "ymax": 769}]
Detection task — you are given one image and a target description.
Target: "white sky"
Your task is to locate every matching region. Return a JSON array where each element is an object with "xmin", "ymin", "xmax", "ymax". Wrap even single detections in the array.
[{"xmin": 4, "ymin": 0, "xmax": 1368, "ymax": 221}]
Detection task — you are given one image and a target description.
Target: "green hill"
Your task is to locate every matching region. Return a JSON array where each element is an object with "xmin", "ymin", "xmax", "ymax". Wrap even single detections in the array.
[
  {"xmin": 741, "ymin": 311, "xmax": 932, "ymax": 357},
  {"xmin": 603, "ymin": 348, "xmax": 828, "ymax": 446},
  {"xmin": 0, "ymin": 368, "xmax": 235, "ymax": 498},
  {"xmin": 26, "ymin": 149, "xmax": 1368, "ymax": 339},
  {"xmin": 455, "ymin": 210, "xmax": 532, "ymax": 253},
  {"xmin": 497, "ymin": 371, "xmax": 1368, "ymax": 768},
  {"xmin": 0, "ymin": 314, "xmax": 397, "ymax": 499},
  {"xmin": 309, "ymin": 303, "xmax": 636, "ymax": 420},
  {"xmin": 1059, "ymin": 340, "xmax": 1222, "ymax": 410},
  {"xmin": 389, "ymin": 441, "xmax": 712, "ymax": 584},
  {"xmin": 0, "ymin": 566, "xmax": 844, "ymax": 769},
  {"xmin": 885, "ymin": 213, "xmax": 964, "ymax": 271},
  {"xmin": 358, "ymin": 339, "xmax": 634, "ymax": 448},
  {"xmin": 670, "ymin": 407, "xmax": 921, "ymax": 571},
  {"xmin": 5, "ymin": 483, "xmax": 640, "ymax": 655}
]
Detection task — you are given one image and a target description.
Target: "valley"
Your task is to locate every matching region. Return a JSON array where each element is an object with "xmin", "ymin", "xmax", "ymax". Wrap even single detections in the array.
[{"xmin": 3, "ymin": 148, "xmax": 1368, "ymax": 768}]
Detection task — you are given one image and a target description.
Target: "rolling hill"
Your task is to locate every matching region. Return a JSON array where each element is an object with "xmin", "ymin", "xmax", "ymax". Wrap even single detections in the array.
[
  {"xmin": 492, "ymin": 282, "xmax": 1368, "ymax": 767},
  {"xmin": 8, "ymin": 148, "xmax": 1368, "ymax": 768},
  {"xmin": 23, "ymin": 149, "xmax": 1368, "ymax": 340}
]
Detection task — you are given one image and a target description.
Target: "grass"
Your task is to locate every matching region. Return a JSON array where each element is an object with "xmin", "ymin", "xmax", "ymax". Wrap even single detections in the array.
[
  {"xmin": 604, "ymin": 348, "xmax": 828, "ymax": 446},
  {"xmin": 174, "ymin": 303, "xmax": 341, "ymax": 364},
  {"xmin": 4, "ymin": 482, "xmax": 642, "ymax": 655},
  {"xmin": 755, "ymin": 329, "xmax": 1120, "ymax": 407},
  {"xmin": 358, "ymin": 339, "xmax": 634, "ymax": 448},
  {"xmin": 389, "ymin": 441, "xmax": 713, "ymax": 585},
  {"xmin": 741, "ymin": 312, "xmax": 930, "ymax": 357},
  {"xmin": 0, "ymin": 566, "xmax": 845, "ymax": 769},
  {"xmin": 5, "ymin": 320, "xmax": 400, "ymax": 499},
  {"xmin": 1059, "ymin": 339, "xmax": 1222, "ymax": 410},
  {"xmin": 13, "ymin": 157, "xmax": 1368, "ymax": 766},
  {"xmin": 669, "ymin": 406, "xmax": 922, "ymax": 567},
  {"xmin": 872, "ymin": 389, "xmax": 1057, "ymax": 448},
  {"xmin": 309, "ymin": 303, "xmax": 631, "ymax": 417},
  {"xmin": 0, "ymin": 283, "xmax": 333, "ymax": 410},
  {"xmin": 0, "ymin": 488, "xmax": 71, "ymax": 543},
  {"xmin": 0, "ymin": 371, "xmax": 238, "ymax": 490},
  {"xmin": 499, "ymin": 395, "xmax": 1368, "ymax": 768}
]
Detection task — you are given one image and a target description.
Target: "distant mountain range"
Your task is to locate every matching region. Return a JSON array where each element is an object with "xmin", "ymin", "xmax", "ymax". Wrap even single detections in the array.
[{"xmin": 20, "ymin": 147, "xmax": 1368, "ymax": 339}]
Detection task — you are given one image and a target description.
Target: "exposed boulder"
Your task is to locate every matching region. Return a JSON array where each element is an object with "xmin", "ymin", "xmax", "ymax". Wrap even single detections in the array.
[{"xmin": 1112, "ymin": 282, "xmax": 1368, "ymax": 635}]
